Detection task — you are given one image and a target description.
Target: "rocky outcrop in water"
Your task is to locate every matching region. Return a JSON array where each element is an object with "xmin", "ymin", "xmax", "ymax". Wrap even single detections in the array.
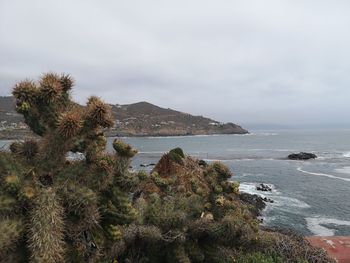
[
  {"xmin": 239, "ymin": 192, "xmax": 267, "ymax": 217},
  {"xmin": 288, "ymin": 152, "xmax": 317, "ymax": 160},
  {"xmin": 256, "ymin": 183, "xmax": 272, "ymax": 192}
]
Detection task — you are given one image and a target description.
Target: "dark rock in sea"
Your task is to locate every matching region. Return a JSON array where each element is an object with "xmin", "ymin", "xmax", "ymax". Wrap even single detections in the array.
[
  {"xmin": 288, "ymin": 152, "xmax": 317, "ymax": 160},
  {"xmin": 256, "ymin": 183, "xmax": 272, "ymax": 192},
  {"xmin": 140, "ymin": 163, "xmax": 156, "ymax": 167},
  {"xmin": 239, "ymin": 192, "xmax": 267, "ymax": 217},
  {"xmin": 263, "ymin": 197, "xmax": 274, "ymax": 203}
]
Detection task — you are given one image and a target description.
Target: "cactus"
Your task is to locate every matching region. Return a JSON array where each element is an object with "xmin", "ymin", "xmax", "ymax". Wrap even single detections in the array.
[
  {"xmin": 101, "ymin": 186, "xmax": 136, "ymax": 226},
  {"xmin": 86, "ymin": 96, "xmax": 114, "ymax": 128},
  {"xmin": 0, "ymin": 218, "xmax": 23, "ymax": 257},
  {"xmin": 0, "ymin": 73, "xmax": 336, "ymax": 263},
  {"xmin": 0, "ymin": 195, "xmax": 19, "ymax": 216},
  {"xmin": 0, "ymin": 73, "xmax": 141, "ymax": 262},
  {"xmin": 113, "ymin": 139, "xmax": 137, "ymax": 158},
  {"xmin": 28, "ymin": 188, "xmax": 65, "ymax": 263},
  {"xmin": 166, "ymin": 245, "xmax": 191, "ymax": 263},
  {"xmin": 58, "ymin": 111, "xmax": 82, "ymax": 139}
]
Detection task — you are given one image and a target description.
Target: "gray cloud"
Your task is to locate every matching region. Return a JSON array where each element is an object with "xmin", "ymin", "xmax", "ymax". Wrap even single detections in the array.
[{"xmin": 1, "ymin": 0, "xmax": 350, "ymax": 127}]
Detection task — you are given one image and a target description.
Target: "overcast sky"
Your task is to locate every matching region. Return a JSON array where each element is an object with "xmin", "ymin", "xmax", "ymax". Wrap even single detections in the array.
[{"xmin": 1, "ymin": 0, "xmax": 350, "ymax": 128}]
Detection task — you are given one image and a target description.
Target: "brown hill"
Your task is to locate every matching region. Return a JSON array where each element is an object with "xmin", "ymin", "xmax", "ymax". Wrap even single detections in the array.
[
  {"xmin": 0, "ymin": 96, "xmax": 23, "ymax": 123},
  {"xmin": 0, "ymin": 96, "xmax": 248, "ymax": 138}
]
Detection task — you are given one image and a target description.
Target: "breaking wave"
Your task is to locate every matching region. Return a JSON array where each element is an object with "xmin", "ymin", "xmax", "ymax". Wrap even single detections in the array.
[
  {"xmin": 239, "ymin": 183, "xmax": 308, "ymax": 210},
  {"xmin": 306, "ymin": 217, "xmax": 350, "ymax": 236},
  {"xmin": 335, "ymin": 166, "xmax": 350, "ymax": 175},
  {"xmin": 343, "ymin": 152, "xmax": 350, "ymax": 158},
  {"xmin": 297, "ymin": 167, "xmax": 350, "ymax": 182}
]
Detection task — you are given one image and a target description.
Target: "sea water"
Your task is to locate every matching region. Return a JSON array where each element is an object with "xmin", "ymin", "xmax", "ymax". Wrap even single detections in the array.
[{"xmin": 1, "ymin": 129, "xmax": 350, "ymax": 236}]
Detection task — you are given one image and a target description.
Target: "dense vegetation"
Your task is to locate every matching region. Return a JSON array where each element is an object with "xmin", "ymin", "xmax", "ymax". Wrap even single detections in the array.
[{"xmin": 0, "ymin": 73, "xmax": 334, "ymax": 262}]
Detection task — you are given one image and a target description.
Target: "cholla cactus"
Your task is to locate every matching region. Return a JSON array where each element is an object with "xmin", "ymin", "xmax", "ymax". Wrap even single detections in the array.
[
  {"xmin": 0, "ymin": 218, "xmax": 23, "ymax": 257},
  {"xmin": 28, "ymin": 188, "xmax": 65, "ymax": 263},
  {"xmin": 0, "ymin": 73, "xmax": 336, "ymax": 263},
  {"xmin": 57, "ymin": 111, "xmax": 82, "ymax": 139},
  {"xmin": 9, "ymin": 140, "xmax": 39, "ymax": 162},
  {"xmin": 86, "ymin": 96, "xmax": 114, "ymax": 128},
  {"xmin": 113, "ymin": 139, "xmax": 137, "ymax": 158},
  {"xmin": 0, "ymin": 73, "xmax": 138, "ymax": 262}
]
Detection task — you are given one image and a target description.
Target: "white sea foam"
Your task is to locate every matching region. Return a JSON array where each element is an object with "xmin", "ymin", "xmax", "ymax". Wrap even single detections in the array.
[
  {"xmin": 313, "ymin": 151, "xmax": 347, "ymax": 160},
  {"xmin": 203, "ymin": 158, "xmax": 233, "ymax": 162},
  {"xmin": 273, "ymin": 196, "xmax": 310, "ymax": 209},
  {"xmin": 343, "ymin": 152, "xmax": 350, "ymax": 158},
  {"xmin": 261, "ymin": 216, "xmax": 277, "ymax": 226},
  {"xmin": 252, "ymin": 132, "xmax": 278, "ymax": 136},
  {"xmin": 66, "ymin": 151, "xmax": 85, "ymax": 161},
  {"xmin": 306, "ymin": 217, "xmax": 350, "ymax": 236},
  {"xmin": 239, "ymin": 182, "xmax": 309, "ymax": 213},
  {"xmin": 133, "ymin": 134, "xmax": 253, "ymax": 139},
  {"xmin": 226, "ymin": 148, "xmax": 293, "ymax": 152},
  {"xmin": 297, "ymin": 167, "xmax": 350, "ymax": 182},
  {"xmin": 239, "ymin": 182, "xmax": 261, "ymax": 195},
  {"xmin": 335, "ymin": 166, "xmax": 350, "ymax": 175},
  {"xmin": 239, "ymin": 182, "xmax": 278, "ymax": 196},
  {"xmin": 138, "ymin": 151, "xmax": 165, "ymax": 154},
  {"xmin": 236, "ymin": 157, "xmax": 275, "ymax": 161},
  {"xmin": 203, "ymin": 157, "xmax": 276, "ymax": 162}
]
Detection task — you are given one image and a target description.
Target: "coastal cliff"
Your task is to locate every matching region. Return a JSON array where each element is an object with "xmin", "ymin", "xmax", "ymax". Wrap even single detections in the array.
[{"xmin": 0, "ymin": 96, "xmax": 248, "ymax": 139}]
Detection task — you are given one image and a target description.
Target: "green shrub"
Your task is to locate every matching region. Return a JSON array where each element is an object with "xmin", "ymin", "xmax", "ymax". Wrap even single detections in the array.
[
  {"xmin": 113, "ymin": 139, "xmax": 137, "ymax": 158},
  {"xmin": 137, "ymin": 170, "xmax": 148, "ymax": 180},
  {"xmin": 212, "ymin": 162, "xmax": 232, "ymax": 180},
  {"xmin": 168, "ymin": 147, "xmax": 185, "ymax": 164},
  {"xmin": 169, "ymin": 147, "xmax": 185, "ymax": 158},
  {"xmin": 198, "ymin": 159, "xmax": 208, "ymax": 166}
]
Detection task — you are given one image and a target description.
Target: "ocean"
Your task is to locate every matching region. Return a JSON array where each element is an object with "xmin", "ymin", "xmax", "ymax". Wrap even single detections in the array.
[{"xmin": 1, "ymin": 129, "xmax": 350, "ymax": 236}]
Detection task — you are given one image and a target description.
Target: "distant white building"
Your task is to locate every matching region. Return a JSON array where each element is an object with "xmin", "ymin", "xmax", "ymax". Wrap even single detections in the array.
[{"xmin": 209, "ymin": 122, "xmax": 219, "ymax": 126}]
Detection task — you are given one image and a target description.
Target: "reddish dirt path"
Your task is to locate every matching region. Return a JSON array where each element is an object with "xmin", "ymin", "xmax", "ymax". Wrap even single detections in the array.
[{"xmin": 307, "ymin": 236, "xmax": 350, "ymax": 263}]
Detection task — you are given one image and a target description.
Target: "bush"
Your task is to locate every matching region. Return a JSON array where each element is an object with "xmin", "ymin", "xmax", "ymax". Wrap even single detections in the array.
[
  {"xmin": 236, "ymin": 252, "xmax": 285, "ymax": 263},
  {"xmin": 113, "ymin": 139, "xmax": 137, "ymax": 158},
  {"xmin": 137, "ymin": 170, "xmax": 148, "ymax": 180},
  {"xmin": 169, "ymin": 147, "xmax": 185, "ymax": 158},
  {"xmin": 198, "ymin": 159, "xmax": 208, "ymax": 166},
  {"xmin": 212, "ymin": 162, "xmax": 232, "ymax": 180}
]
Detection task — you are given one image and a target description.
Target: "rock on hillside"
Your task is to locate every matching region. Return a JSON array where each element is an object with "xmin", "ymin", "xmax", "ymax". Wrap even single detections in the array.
[{"xmin": 0, "ymin": 96, "xmax": 23, "ymax": 123}]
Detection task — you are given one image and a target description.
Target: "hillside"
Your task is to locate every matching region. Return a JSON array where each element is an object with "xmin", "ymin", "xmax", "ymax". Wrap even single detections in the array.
[
  {"xmin": 0, "ymin": 96, "xmax": 248, "ymax": 138},
  {"xmin": 0, "ymin": 96, "xmax": 23, "ymax": 123}
]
